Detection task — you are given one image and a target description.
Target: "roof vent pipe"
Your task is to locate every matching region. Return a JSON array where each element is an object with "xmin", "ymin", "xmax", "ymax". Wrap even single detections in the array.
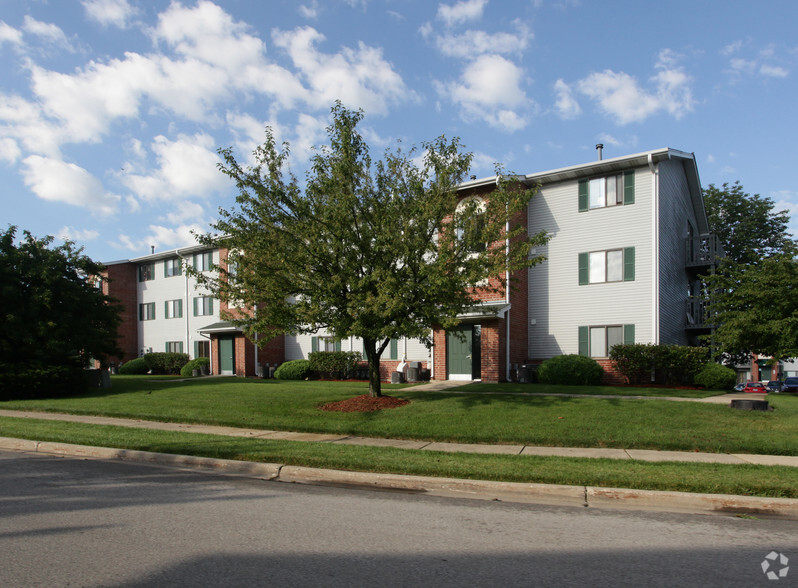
[
  {"xmin": 151, "ymin": 245, "xmax": 155, "ymax": 254},
  {"xmin": 596, "ymin": 143, "xmax": 604, "ymax": 161}
]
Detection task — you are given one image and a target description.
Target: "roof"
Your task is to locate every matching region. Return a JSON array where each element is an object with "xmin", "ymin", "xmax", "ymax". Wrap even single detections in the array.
[{"xmin": 197, "ymin": 321, "xmax": 242, "ymax": 335}]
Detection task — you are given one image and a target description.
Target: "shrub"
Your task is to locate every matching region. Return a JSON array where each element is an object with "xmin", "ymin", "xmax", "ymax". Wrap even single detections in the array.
[
  {"xmin": 694, "ymin": 362, "xmax": 736, "ymax": 390},
  {"xmin": 274, "ymin": 359, "xmax": 311, "ymax": 380},
  {"xmin": 537, "ymin": 354, "xmax": 604, "ymax": 386},
  {"xmin": 0, "ymin": 363, "xmax": 86, "ymax": 400},
  {"xmin": 118, "ymin": 357, "xmax": 150, "ymax": 375},
  {"xmin": 308, "ymin": 351, "xmax": 362, "ymax": 379},
  {"xmin": 609, "ymin": 344, "xmax": 654, "ymax": 385},
  {"xmin": 180, "ymin": 357, "xmax": 211, "ymax": 377},
  {"xmin": 143, "ymin": 352, "xmax": 189, "ymax": 375},
  {"xmin": 610, "ymin": 344, "xmax": 709, "ymax": 386}
]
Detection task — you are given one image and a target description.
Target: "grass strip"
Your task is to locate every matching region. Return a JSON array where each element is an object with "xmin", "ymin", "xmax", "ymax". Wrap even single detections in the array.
[
  {"xmin": 4, "ymin": 378, "xmax": 797, "ymax": 455},
  {"xmin": 1, "ymin": 416, "xmax": 797, "ymax": 499}
]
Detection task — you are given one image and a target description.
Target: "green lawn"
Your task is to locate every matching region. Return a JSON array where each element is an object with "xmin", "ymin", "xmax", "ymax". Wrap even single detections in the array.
[
  {"xmin": 1, "ymin": 416, "xmax": 796, "ymax": 498},
  {"xmin": 2, "ymin": 376, "xmax": 796, "ymax": 455}
]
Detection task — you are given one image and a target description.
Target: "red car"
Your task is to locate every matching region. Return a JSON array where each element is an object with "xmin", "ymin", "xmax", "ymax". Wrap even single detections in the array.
[{"xmin": 742, "ymin": 382, "xmax": 767, "ymax": 394}]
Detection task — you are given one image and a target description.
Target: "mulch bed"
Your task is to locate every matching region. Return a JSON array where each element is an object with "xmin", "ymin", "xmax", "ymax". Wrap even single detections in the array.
[{"xmin": 320, "ymin": 394, "xmax": 410, "ymax": 413}]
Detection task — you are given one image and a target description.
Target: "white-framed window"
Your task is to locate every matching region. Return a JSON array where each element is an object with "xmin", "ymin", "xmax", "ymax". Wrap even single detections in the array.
[
  {"xmin": 165, "ymin": 341, "xmax": 183, "ymax": 353},
  {"xmin": 193, "ymin": 296, "xmax": 214, "ymax": 316},
  {"xmin": 138, "ymin": 263, "xmax": 155, "ymax": 282},
  {"xmin": 578, "ymin": 170, "xmax": 634, "ymax": 211},
  {"xmin": 455, "ymin": 196, "xmax": 487, "ymax": 254},
  {"xmin": 194, "ymin": 340, "xmax": 210, "ymax": 358},
  {"xmin": 579, "ymin": 324, "xmax": 634, "ymax": 358},
  {"xmin": 164, "ymin": 257, "xmax": 182, "ymax": 277},
  {"xmin": 139, "ymin": 302, "xmax": 155, "ymax": 321},
  {"xmin": 164, "ymin": 299, "xmax": 183, "ymax": 319},
  {"xmin": 579, "ymin": 248, "xmax": 635, "ymax": 285},
  {"xmin": 193, "ymin": 251, "xmax": 213, "ymax": 271}
]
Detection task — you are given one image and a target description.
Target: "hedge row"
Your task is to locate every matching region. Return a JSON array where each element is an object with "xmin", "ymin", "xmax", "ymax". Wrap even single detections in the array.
[{"xmin": 609, "ymin": 344, "xmax": 709, "ymax": 386}]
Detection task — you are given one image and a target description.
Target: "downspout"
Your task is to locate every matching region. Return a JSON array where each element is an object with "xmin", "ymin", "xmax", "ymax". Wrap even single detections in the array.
[
  {"xmin": 175, "ymin": 248, "xmax": 191, "ymax": 358},
  {"xmin": 648, "ymin": 154, "xmax": 660, "ymax": 344},
  {"xmin": 506, "ymin": 217, "xmax": 511, "ymax": 382}
]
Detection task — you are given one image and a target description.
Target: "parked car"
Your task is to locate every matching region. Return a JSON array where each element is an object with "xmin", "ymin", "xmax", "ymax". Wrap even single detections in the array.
[
  {"xmin": 742, "ymin": 381, "xmax": 767, "ymax": 394},
  {"xmin": 782, "ymin": 377, "xmax": 798, "ymax": 394},
  {"xmin": 733, "ymin": 383, "xmax": 745, "ymax": 392},
  {"xmin": 766, "ymin": 380, "xmax": 784, "ymax": 393}
]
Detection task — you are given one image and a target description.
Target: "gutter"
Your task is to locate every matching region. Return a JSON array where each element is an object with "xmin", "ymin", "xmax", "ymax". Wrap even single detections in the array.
[{"xmin": 648, "ymin": 154, "xmax": 660, "ymax": 345}]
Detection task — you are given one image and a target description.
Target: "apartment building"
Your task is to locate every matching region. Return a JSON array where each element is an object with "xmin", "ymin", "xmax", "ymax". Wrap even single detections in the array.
[{"xmin": 103, "ymin": 147, "xmax": 716, "ymax": 383}]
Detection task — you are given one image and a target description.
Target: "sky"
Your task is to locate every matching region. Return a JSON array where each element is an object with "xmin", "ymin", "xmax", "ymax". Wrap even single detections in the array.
[{"xmin": 1, "ymin": 0, "xmax": 797, "ymax": 262}]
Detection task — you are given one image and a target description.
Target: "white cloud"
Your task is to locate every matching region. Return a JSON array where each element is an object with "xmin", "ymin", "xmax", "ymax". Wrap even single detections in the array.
[
  {"xmin": 121, "ymin": 133, "xmax": 228, "ymax": 201},
  {"xmin": 438, "ymin": 54, "xmax": 530, "ymax": 131},
  {"xmin": 272, "ymin": 26, "xmax": 413, "ymax": 115},
  {"xmin": 22, "ymin": 16, "xmax": 75, "ymax": 52},
  {"xmin": 292, "ymin": 113, "xmax": 328, "ymax": 162},
  {"xmin": 437, "ymin": 0, "xmax": 489, "ymax": 27},
  {"xmin": 144, "ymin": 223, "xmax": 204, "ymax": 250},
  {"xmin": 0, "ymin": 137, "xmax": 21, "ymax": 163},
  {"xmin": 576, "ymin": 49, "xmax": 694, "ymax": 124},
  {"xmin": 596, "ymin": 133, "xmax": 621, "ymax": 148},
  {"xmin": 760, "ymin": 64, "xmax": 789, "ymax": 78},
  {"xmin": 432, "ymin": 21, "xmax": 532, "ymax": 59},
  {"xmin": 553, "ymin": 79, "xmax": 581, "ymax": 119},
  {"xmin": 298, "ymin": 1, "xmax": 320, "ymax": 19},
  {"xmin": 82, "ymin": 0, "xmax": 138, "ymax": 28},
  {"xmin": 0, "ymin": 21, "xmax": 24, "ymax": 47},
  {"xmin": 162, "ymin": 201, "xmax": 206, "ymax": 225},
  {"xmin": 22, "ymin": 155, "xmax": 121, "ymax": 216},
  {"xmin": 58, "ymin": 226, "xmax": 100, "ymax": 242}
]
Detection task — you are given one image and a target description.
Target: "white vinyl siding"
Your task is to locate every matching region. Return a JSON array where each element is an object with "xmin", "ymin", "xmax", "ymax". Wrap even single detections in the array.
[{"xmin": 528, "ymin": 167, "xmax": 653, "ymax": 359}]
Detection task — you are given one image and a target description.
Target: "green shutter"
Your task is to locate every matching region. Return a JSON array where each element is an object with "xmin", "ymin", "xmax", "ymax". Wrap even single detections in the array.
[
  {"xmin": 578, "ymin": 179, "xmax": 588, "ymax": 212},
  {"xmin": 178, "ymin": 341, "xmax": 183, "ymax": 353},
  {"xmin": 139, "ymin": 304, "xmax": 143, "ymax": 321},
  {"xmin": 177, "ymin": 299, "xmax": 183, "ymax": 318},
  {"xmin": 335, "ymin": 340, "xmax": 341, "ymax": 352},
  {"xmin": 164, "ymin": 301, "xmax": 169, "ymax": 318},
  {"xmin": 578, "ymin": 252, "xmax": 589, "ymax": 285},
  {"xmin": 194, "ymin": 341, "xmax": 199, "ymax": 358},
  {"xmin": 390, "ymin": 339, "xmax": 398, "ymax": 360},
  {"xmin": 623, "ymin": 324, "xmax": 635, "ymax": 345},
  {"xmin": 578, "ymin": 326, "xmax": 589, "ymax": 357},
  {"xmin": 163, "ymin": 261, "xmax": 168, "ymax": 278},
  {"xmin": 193, "ymin": 297, "xmax": 198, "ymax": 316},
  {"xmin": 311, "ymin": 337, "xmax": 318, "ymax": 353},
  {"xmin": 165, "ymin": 342, "xmax": 170, "ymax": 352},
  {"xmin": 208, "ymin": 298, "xmax": 213, "ymax": 314},
  {"xmin": 623, "ymin": 170, "xmax": 635, "ymax": 205},
  {"xmin": 623, "ymin": 247, "xmax": 635, "ymax": 281}
]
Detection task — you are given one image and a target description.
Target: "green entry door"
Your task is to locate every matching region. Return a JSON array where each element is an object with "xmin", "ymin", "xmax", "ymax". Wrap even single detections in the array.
[
  {"xmin": 447, "ymin": 325, "xmax": 476, "ymax": 380},
  {"xmin": 219, "ymin": 336, "xmax": 234, "ymax": 375}
]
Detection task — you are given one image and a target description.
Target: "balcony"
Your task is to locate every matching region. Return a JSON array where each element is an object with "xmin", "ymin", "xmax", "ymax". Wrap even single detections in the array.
[
  {"xmin": 685, "ymin": 234, "xmax": 722, "ymax": 269},
  {"xmin": 685, "ymin": 298, "xmax": 712, "ymax": 330}
]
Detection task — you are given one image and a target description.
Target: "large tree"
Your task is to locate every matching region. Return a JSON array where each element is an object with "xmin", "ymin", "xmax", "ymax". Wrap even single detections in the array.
[
  {"xmin": 706, "ymin": 248, "xmax": 798, "ymax": 361},
  {"xmin": 0, "ymin": 226, "xmax": 122, "ymax": 399},
  {"xmin": 196, "ymin": 103, "xmax": 547, "ymax": 396},
  {"xmin": 702, "ymin": 181, "xmax": 797, "ymax": 361},
  {"xmin": 703, "ymin": 181, "xmax": 793, "ymax": 266}
]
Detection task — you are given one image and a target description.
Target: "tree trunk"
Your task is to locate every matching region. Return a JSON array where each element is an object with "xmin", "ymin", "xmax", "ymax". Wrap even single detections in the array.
[
  {"xmin": 363, "ymin": 338, "xmax": 383, "ymax": 397},
  {"xmin": 367, "ymin": 357, "xmax": 382, "ymax": 398}
]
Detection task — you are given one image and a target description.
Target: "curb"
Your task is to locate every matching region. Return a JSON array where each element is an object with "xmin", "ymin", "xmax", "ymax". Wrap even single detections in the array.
[{"xmin": 3, "ymin": 436, "xmax": 797, "ymax": 519}]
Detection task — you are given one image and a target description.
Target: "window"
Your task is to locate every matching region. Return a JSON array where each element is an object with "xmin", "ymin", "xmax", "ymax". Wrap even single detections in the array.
[
  {"xmin": 579, "ymin": 247, "xmax": 635, "ymax": 284},
  {"xmin": 194, "ymin": 340, "xmax": 210, "ymax": 358},
  {"xmin": 193, "ymin": 251, "xmax": 213, "ymax": 271},
  {"xmin": 578, "ymin": 170, "xmax": 635, "ymax": 211},
  {"xmin": 164, "ymin": 257, "xmax": 182, "ymax": 277},
  {"xmin": 194, "ymin": 296, "xmax": 213, "ymax": 316},
  {"xmin": 165, "ymin": 341, "xmax": 183, "ymax": 353},
  {"xmin": 579, "ymin": 325, "xmax": 634, "ymax": 358},
  {"xmin": 312, "ymin": 336, "xmax": 340, "ymax": 352},
  {"xmin": 455, "ymin": 197, "xmax": 487, "ymax": 254},
  {"xmin": 193, "ymin": 296, "xmax": 214, "ymax": 316},
  {"xmin": 138, "ymin": 263, "xmax": 155, "ymax": 282},
  {"xmin": 164, "ymin": 299, "xmax": 183, "ymax": 319},
  {"xmin": 139, "ymin": 302, "xmax": 155, "ymax": 321}
]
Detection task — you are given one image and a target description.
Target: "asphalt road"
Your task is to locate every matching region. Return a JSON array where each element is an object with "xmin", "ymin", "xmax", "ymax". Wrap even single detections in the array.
[{"xmin": 1, "ymin": 449, "xmax": 796, "ymax": 587}]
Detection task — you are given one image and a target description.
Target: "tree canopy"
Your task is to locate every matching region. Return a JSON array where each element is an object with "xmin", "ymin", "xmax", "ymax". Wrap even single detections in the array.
[
  {"xmin": 196, "ymin": 102, "xmax": 548, "ymax": 396},
  {"xmin": 703, "ymin": 181, "xmax": 793, "ymax": 266},
  {"xmin": 0, "ymin": 226, "xmax": 122, "ymax": 398},
  {"xmin": 702, "ymin": 181, "xmax": 797, "ymax": 361}
]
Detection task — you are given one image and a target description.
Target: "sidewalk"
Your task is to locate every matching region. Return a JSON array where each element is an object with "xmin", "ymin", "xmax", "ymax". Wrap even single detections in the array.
[
  {"xmin": 1, "ymin": 407, "xmax": 796, "ymax": 467},
  {"xmin": 1, "ymin": 407, "xmax": 797, "ymax": 518}
]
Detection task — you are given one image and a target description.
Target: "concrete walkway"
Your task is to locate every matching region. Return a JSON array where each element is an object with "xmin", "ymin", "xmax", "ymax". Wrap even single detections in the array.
[{"xmin": 1, "ymin": 406, "xmax": 795, "ymax": 468}]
